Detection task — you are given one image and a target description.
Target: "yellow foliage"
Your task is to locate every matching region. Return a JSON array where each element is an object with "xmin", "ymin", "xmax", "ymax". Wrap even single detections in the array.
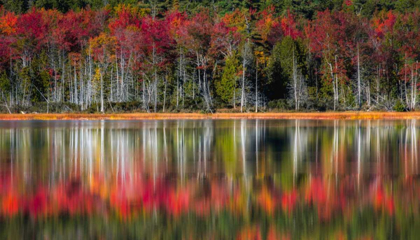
[
  {"xmin": 89, "ymin": 33, "xmax": 117, "ymax": 50},
  {"xmin": 255, "ymin": 51, "xmax": 269, "ymax": 65},
  {"xmin": 94, "ymin": 67, "xmax": 101, "ymax": 82},
  {"xmin": 126, "ymin": 25, "xmax": 140, "ymax": 32},
  {"xmin": 89, "ymin": 33, "xmax": 117, "ymax": 62},
  {"xmin": 89, "ymin": 176, "xmax": 108, "ymax": 199},
  {"xmin": 114, "ymin": 3, "xmax": 147, "ymax": 18},
  {"xmin": 222, "ymin": 9, "xmax": 247, "ymax": 32}
]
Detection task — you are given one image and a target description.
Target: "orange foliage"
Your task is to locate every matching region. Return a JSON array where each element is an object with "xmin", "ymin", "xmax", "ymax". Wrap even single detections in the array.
[
  {"xmin": 258, "ymin": 186, "xmax": 275, "ymax": 214},
  {"xmin": 2, "ymin": 192, "xmax": 19, "ymax": 216},
  {"xmin": 236, "ymin": 226, "xmax": 262, "ymax": 240},
  {"xmin": 0, "ymin": 12, "xmax": 17, "ymax": 35},
  {"xmin": 222, "ymin": 9, "xmax": 247, "ymax": 32}
]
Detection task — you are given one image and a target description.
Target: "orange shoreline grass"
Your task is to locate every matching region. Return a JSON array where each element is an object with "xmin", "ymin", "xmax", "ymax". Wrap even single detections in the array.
[{"xmin": 1, "ymin": 112, "xmax": 420, "ymax": 120}]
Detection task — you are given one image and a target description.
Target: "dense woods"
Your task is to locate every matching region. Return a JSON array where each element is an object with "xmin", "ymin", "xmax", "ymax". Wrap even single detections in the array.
[{"xmin": 1, "ymin": 0, "xmax": 420, "ymax": 113}]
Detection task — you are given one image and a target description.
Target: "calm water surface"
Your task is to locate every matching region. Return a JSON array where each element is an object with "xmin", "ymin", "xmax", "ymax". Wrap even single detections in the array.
[{"xmin": 0, "ymin": 119, "xmax": 419, "ymax": 239}]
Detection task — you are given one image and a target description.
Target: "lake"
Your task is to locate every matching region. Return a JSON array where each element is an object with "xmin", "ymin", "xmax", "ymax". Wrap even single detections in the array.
[{"xmin": 0, "ymin": 119, "xmax": 419, "ymax": 239}]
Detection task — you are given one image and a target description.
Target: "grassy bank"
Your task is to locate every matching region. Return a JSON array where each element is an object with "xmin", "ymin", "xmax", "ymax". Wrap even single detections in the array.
[{"xmin": 1, "ymin": 112, "xmax": 420, "ymax": 120}]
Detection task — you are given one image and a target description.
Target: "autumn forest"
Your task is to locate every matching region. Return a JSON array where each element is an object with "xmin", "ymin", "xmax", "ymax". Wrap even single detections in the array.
[{"xmin": 0, "ymin": 0, "xmax": 420, "ymax": 113}]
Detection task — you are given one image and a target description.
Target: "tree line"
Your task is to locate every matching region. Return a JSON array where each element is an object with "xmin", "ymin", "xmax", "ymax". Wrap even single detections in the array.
[{"xmin": 1, "ymin": 1, "xmax": 420, "ymax": 113}]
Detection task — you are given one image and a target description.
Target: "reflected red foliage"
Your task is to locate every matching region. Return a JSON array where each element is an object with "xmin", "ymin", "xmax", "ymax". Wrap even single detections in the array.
[{"xmin": 0, "ymin": 173, "xmax": 404, "ymax": 220}]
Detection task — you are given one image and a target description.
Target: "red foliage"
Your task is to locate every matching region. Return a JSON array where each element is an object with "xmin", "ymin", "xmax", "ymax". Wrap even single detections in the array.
[
  {"xmin": 165, "ymin": 187, "xmax": 190, "ymax": 217},
  {"xmin": 280, "ymin": 11, "xmax": 301, "ymax": 40},
  {"xmin": 141, "ymin": 16, "xmax": 171, "ymax": 54},
  {"xmin": 166, "ymin": 10, "xmax": 187, "ymax": 43},
  {"xmin": 53, "ymin": 180, "xmax": 94, "ymax": 215},
  {"xmin": 255, "ymin": 6, "xmax": 282, "ymax": 45},
  {"xmin": 372, "ymin": 11, "xmax": 396, "ymax": 40},
  {"xmin": 281, "ymin": 189, "xmax": 297, "ymax": 213},
  {"xmin": 344, "ymin": 0, "xmax": 353, "ymax": 6},
  {"xmin": 210, "ymin": 21, "xmax": 241, "ymax": 57},
  {"xmin": 54, "ymin": 10, "xmax": 91, "ymax": 51},
  {"xmin": 210, "ymin": 181, "xmax": 229, "ymax": 210},
  {"xmin": 371, "ymin": 184, "xmax": 395, "ymax": 216},
  {"xmin": 15, "ymin": 8, "xmax": 49, "ymax": 52},
  {"xmin": 108, "ymin": 6, "xmax": 141, "ymax": 35},
  {"xmin": 185, "ymin": 11, "xmax": 213, "ymax": 53},
  {"xmin": 26, "ymin": 187, "xmax": 50, "ymax": 218}
]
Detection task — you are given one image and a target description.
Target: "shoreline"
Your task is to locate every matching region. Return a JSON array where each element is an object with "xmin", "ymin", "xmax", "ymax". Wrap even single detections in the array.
[{"xmin": 1, "ymin": 112, "xmax": 420, "ymax": 120}]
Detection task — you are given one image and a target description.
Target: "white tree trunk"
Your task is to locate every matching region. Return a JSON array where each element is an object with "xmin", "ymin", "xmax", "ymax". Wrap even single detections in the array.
[
  {"xmin": 357, "ymin": 44, "xmax": 361, "ymax": 108},
  {"xmin": 293, "ymin": 51, "xmax": 298, "ymax": 111},
  {"xmin": 255, "ymin": 59, "xmax": 258, "ymax": 113},
  {"xmin": 100, "ymin": 70, "xmax": 104, "ymax": 113},
  {"xmin": 328, "ymin": 61, "xmax": 336, "ymax": 111},
  {"xmin": 241, "ymin": 57, "xmax": 245, "ymax": 113}
]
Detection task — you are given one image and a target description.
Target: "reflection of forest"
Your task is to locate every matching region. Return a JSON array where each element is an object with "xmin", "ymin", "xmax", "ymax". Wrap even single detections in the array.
[
  {"xmin": 0, "ymin": 119, "xmax": 419, "ymax": 238},
  {"xmin": 0, "ymin": 172, "xmax": 417, "ymax": 239},
  {"xmin": 0, "ymin": 119, "xmax": 419, "ymax": 177}
]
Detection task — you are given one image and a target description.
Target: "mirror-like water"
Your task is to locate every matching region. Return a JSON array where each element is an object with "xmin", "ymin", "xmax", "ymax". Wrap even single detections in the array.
[{"xmin": 0, "ymin": 120, "xmax": 419, "ymax": 239}]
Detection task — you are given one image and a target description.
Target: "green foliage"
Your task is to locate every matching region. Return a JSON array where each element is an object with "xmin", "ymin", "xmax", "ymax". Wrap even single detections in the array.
[
  {"xmin": 216, "ymin": 54, "xmax": 239, "ymax": 106},
  {"xmin": 345, "ymin": 86, "xmax": 357, "ymax": 109},
  {"xmin": 0, "ymin": 72, "xmax": 11, "ymax": 95},
  {"xmin": 18, "ymin": 67, "xmax": 31, "ymax": 101},
  {"xmin": 278, "ymin": 36, "xmax": 295, "ymax": 79},
  {"xmin": 267, "ymin": 99, "xmax": 289, "ymax": 110},
  {"xmin": 30, "ymin": 53, "xmax": 50, "ymax": 103},
  {"xmin": 319, "ymin": 73, "xmax": 334, "ymax": 110},
  {"xmin": 307, "ymin": 86, "xmax": 318, "ymax": 110},
  {"xmin": 1, "ymin": 0, "xmax": 419, "ymax": 16},
  {"xmin": 108, "ymin": 101, "xmax": 143, "ymax": 112},
  {"xmin": 266, "ymin": 42, "xmax": 287, "ymax": 100},
  {"xmin": 1, "ymin": 0, "xmax": 28, "ymax": 13},
  {"xmin": 285, "ymin": 0, "xmax": 322, "ymax": 19},
  {"xmin": 394, "ymin": 99, "xmax": 406, "ymax": 112},
  {"xmin": 215, "ymin": 0, "xmax": 250, "ymax": 14},
  {"xmin": 266, "ymin": 37, "xmax": 305, "ymax": 100},
  {"xmin": 395, "ymin": 0, "xmax": 420, "ymax": 13},
  {"xmin": 35, "ymin": 0, "xmax": 88, "ymax": 12}
]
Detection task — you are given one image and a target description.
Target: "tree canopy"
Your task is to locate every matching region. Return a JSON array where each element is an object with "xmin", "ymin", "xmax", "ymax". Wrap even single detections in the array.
[{"xmin": 0, "ymin": 1, "xmax": 420, "ymax": 113}]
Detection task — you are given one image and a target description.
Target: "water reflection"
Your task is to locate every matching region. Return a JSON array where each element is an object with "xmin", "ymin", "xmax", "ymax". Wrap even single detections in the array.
[
  {"xmin": 0, "ymin": 119, "xmax": 420, "ymax": 239},
  {"xmin": 2, "ymin": 119, "xmax": 420, "ymax": 177}
]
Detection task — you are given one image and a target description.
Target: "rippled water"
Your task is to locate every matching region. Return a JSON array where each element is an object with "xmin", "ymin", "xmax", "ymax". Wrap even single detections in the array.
[{"xmin": 0, "ymin": 119, "xmax": 419, "ymax": 239}]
